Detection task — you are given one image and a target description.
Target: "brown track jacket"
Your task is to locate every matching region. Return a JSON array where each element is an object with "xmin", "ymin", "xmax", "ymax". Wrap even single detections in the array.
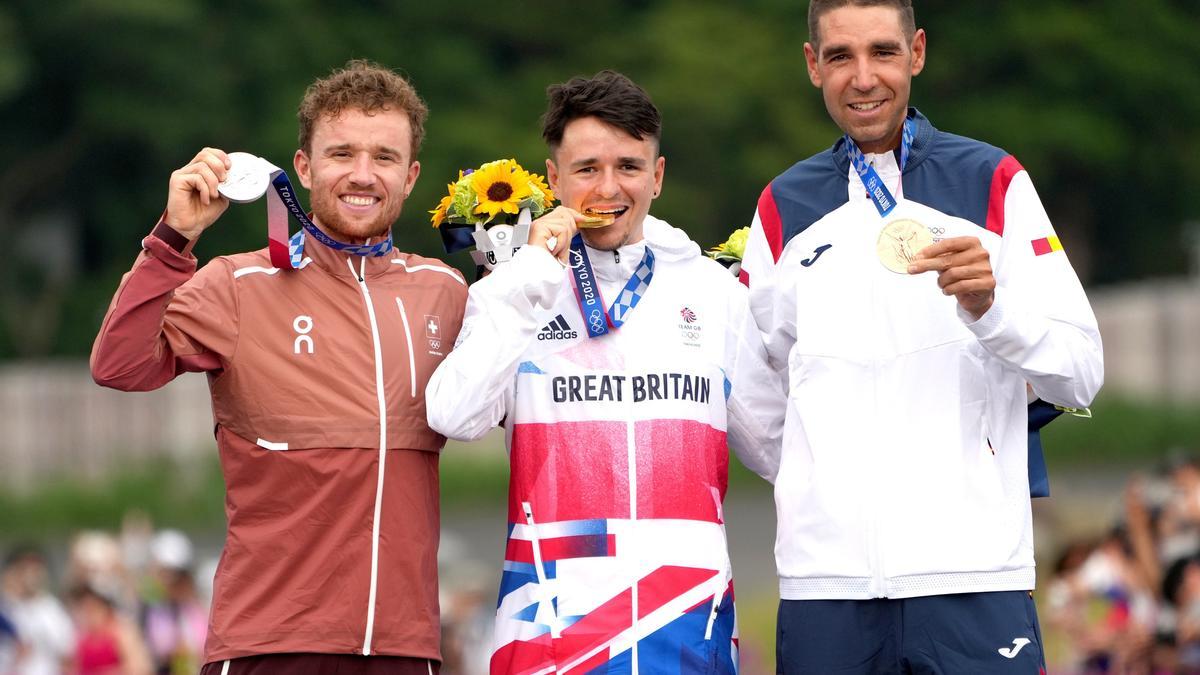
[{"xmin": 91, "ymin": 224, "xmax": 467, "ymax": 665}]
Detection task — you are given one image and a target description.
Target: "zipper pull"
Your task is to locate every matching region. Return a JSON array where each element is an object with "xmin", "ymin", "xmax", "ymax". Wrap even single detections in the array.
[{"xmin": 613, "ymin": 249, "xmax": 620, "ymax": 264}]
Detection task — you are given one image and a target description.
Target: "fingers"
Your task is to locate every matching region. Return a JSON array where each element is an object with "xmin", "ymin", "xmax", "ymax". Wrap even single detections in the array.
[
  {"xmin": 529, "ymin": 206, "xmax": 582, "ymax": 263},
  {"xmin": 165, "ymin": 147, "xmax": 233, "ymax": 236},
  {"xmin": 906, "ymin": 234, "xmax": 995, "ymax": 318},
  {"xmin": 191, "ymin": 147, "xmax": 232, "ymax": 175},
  {"xmin": 907, "ymin": 236, "xmax": 984, "ymax": 274}
]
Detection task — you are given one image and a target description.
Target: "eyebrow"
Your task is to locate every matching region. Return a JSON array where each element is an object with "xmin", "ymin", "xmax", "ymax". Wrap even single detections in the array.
[
  {"xmin": 323, "ymin": 143, "xmax": 404, "ymax": 157},
  {"xmin": 822, "ymin": 39, "xmax": 904, "ymax": 59},
  {"xmin": 569, "ymin": 156, "xmax": 648, "ymax": 170}
]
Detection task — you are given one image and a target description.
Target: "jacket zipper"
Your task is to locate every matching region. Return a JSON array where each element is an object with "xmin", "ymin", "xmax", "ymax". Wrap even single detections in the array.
[
  {"xmin": 349, "ymin": 257, "xmax": 389, "ymax": 655},
  {"xmin": 868, "ymin": 228, "xmax": 886, "ymax": 599},
  {"xmin": 625, "ymin": 374, "xmax": 640, "ymax": 674}
]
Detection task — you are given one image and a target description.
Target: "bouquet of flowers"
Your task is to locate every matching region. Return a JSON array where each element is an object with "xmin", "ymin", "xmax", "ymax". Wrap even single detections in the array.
[
  {"xmin": 707, "ymin": 226, "xmax": 750, "ymax": 277},
  {"xmin": 430, "ymin": 158, "xmax": 556, "ymax": 269}
]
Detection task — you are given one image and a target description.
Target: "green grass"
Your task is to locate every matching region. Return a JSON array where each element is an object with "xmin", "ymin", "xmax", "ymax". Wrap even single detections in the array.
[{"xmin": 1040, "ymin": 394, "xmax": 1200, "ymax": 469}]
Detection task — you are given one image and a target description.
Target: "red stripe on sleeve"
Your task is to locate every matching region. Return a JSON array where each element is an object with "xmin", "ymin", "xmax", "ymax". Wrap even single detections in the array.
[
  {"xmin": 985, "ymin": 155, "xmax": 1023, "ymax": 237},
  {"xmin": 757, "ymin": 184, "xmax": 784, "ymax": 263}
]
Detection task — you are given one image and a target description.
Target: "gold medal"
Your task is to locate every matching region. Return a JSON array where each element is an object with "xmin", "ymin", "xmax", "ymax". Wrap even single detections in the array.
[
  {"xmin": 876, "ymin": 218, "xmax": 934, "ymax": 274},
  {"xmin": 579, "ymin": 209, "xmax": 616, "ymax": 229}
]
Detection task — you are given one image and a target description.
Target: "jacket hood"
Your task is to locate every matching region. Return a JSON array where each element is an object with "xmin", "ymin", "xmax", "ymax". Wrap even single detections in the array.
[{"xmin": 642, "ymin": 214, "xmax": 702, "ymax": 262}]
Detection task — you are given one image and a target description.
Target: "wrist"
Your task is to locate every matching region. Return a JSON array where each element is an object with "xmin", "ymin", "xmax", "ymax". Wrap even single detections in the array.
[{"xmin": 151, "ymin": 211, "xmax": 198, "ymax": 255}]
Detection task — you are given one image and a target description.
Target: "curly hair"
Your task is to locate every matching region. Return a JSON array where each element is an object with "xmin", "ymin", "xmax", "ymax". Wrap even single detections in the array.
[{"xmin": 297, "ymin": 59, "xmax": 428, "ymax": 157}]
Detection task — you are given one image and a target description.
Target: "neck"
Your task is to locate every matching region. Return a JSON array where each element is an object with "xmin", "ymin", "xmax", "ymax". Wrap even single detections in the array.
[
  {"xmin": 855, "ymin": 127, "xmax": 903, "ymax": 155},
  {"xmin": 310, "ymin": 215, "xmax": 381, "ymax": 247}
]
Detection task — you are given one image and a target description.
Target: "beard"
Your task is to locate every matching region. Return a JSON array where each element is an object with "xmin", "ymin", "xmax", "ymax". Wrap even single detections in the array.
[{"xmin": 309, "ymin": 185, "xmax": 403, "ymax": 243}]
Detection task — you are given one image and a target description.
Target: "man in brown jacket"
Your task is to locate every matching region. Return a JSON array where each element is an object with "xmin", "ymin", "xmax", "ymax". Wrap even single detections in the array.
[{"xmin": 91, "ymin": 60, "xmax": 467, "ymax": 674}]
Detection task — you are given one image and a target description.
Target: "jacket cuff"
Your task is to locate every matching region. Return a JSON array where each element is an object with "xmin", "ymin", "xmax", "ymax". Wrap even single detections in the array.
[
  {"xmin": 145, "ymin": 211, "xmax": 197, "ymax": 256},
  {"xmin": 960, "ymin": 286, "xmax": 1008, "ymax": 342}
]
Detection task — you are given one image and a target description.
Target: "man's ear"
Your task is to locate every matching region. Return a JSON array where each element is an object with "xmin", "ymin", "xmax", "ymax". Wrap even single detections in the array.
[
  {"xmin": 804, "ymin": 42, "xmax": 823, "ymax": 88},
  {"xmin": 294, "ymin": 149, "xmax": 312, "ymax": 189}
]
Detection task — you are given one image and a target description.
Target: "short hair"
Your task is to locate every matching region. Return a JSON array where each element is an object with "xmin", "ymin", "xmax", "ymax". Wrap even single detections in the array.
[
  {"xmin": 297, "ymin": 59, "xmax": 428, "ymax": 158},
  {"xmin": 541, "ymin": 70, "xmax": 662, "ymax": 153},
  {"xmin": 808, "ymin": 0, "xmax": 916, "ymax": 49}
]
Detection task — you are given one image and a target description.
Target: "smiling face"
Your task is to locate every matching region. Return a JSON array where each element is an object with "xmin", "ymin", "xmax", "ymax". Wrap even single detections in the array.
[
  {"xmin": 294, "ymin": 107, "xmax": 420, "ymax": 243},
  {"xmin": 546, "ymin": 116, "xmax": 665, "ymax": 251},
  {"xmin": 804, "ymin": 4, "xmax": 925, "ymax": 153}
]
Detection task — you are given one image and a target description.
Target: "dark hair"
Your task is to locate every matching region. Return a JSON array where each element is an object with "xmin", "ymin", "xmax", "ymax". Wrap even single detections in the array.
[
  {"xmin": 297, "ymin": 59, "xmax": 428, "ymax": 157},
  {"xmin": 808, "ymin": 0, "xmax": 916, "ymax": 48},
  {"xmin": 541, "ymin": 70, "xmax": 662, "ymax": 153},
  {"xmin": 3, "ymin": 543, "xmax": 45, "ymax": 570}
]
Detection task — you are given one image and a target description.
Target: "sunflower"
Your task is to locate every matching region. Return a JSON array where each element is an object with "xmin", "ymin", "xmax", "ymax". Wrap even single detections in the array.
[
  {"xmin": 428, "ymin": 181, "xmax": 455, "ymax": 227},
  {"xmin": 471, "ymin": 159, "xmax": 533, "ymax": 222},
  {"xmin": 526, "ymin": 171, "xmax": 556, "ymax": 209}
]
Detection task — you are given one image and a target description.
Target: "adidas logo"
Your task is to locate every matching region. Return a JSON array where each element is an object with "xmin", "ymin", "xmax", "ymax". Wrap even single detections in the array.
[{"xmin": 537, "ymin": 314, "xmax": 578, "ymax": 341}]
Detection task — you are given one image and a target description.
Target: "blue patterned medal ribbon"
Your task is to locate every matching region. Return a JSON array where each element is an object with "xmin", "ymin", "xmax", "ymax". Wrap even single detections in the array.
[
  {"xmin": 844, "ymin": 117, "xmax": 915, "ymax": 218},
  {"xmin": 267, "ymin": 170, "xmax": 393, "ymax": 268},
  {"xmin": 568, "ymin": 234, "xmax": 656, "ymax": 339}
]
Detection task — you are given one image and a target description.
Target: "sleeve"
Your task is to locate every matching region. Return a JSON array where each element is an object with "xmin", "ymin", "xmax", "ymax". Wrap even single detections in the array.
[
  {"xmin": 723, "ymin": 279, "xmax": 785, "ymax": 483},
  {"xmin": 90, "ymin": 228, "xmax": 239, "ymax": 391},
  {"xmin": 961, "ymin": 167, "xmax": 1104, "ymax": 408},
  {"xmin": 425, "ymin": 244, "xmax": 567, "ymax": 441},
  {"xmin": 742, "ymin": 182, "xmax": 795, "ymax": 377}
]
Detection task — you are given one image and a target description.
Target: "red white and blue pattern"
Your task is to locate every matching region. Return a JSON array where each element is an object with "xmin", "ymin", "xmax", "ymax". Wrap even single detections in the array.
[{"xmin": 491, "ymin": 347, "xmax": 738, "ymax": 674}]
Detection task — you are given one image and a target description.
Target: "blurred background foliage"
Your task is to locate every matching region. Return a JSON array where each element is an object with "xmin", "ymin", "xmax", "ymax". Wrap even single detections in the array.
[{"xmin": 0, "ymin": 0, "xmax": 1198, "ymax": 359}]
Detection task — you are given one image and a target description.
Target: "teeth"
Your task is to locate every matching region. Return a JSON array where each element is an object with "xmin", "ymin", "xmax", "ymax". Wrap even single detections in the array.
[
  {"xmin": 341, "ymin": 195, "xmax": 377, "ymax": 206},
  {"xmin": 850, "ymin": 101, "xmax": 884, "ymax": 111}
]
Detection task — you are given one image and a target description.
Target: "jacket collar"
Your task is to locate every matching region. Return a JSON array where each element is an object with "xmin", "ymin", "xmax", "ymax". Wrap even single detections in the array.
[
  {"xmin": 299, "ymin": 222, "xmax": 399, "ymax": 280},
  {"xmin": 831, "ymin": 107, "xmax": 935, "ymax": 177}
]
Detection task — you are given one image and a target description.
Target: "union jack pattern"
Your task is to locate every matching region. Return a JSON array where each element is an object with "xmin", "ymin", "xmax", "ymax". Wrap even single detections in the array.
[{"xmin": 492, "ymin": 347, "xmax": 738, "ymax": 674}]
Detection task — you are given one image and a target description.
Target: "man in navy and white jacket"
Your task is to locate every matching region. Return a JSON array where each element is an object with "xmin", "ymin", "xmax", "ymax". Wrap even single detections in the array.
[{"xmin": 742, "ymin": 2, "xmax": 1104, "ymax": 672}]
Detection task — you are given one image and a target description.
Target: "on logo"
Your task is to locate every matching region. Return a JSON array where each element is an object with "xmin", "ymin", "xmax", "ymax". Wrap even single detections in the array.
[{"xmin": 293, "ymin": 315, "xmax": 314, "ymax": 354}]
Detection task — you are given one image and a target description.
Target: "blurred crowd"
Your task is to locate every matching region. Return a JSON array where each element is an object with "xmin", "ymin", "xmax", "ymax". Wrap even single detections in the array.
[
  {"xmin": 18, "ymin": 467, "xmax": 1200, "ymax": 675},
  {"xmin": 1046, "ymin": 452, "xmax": 1200, "ymax": 673},
  {"xmin": 0, "ymin": 515, "xmax": 495, "ymax": 675},
  {"xmin": 0, "ymin": 513, "xmax": 213, "ymax": 675}
]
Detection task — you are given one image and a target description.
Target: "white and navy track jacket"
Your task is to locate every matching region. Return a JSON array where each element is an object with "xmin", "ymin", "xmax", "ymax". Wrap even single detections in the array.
[
  {"xmin": 427, "ymin": 216, "xmax": 783, "ymax": 673},
  {"xmin": 742, "ymin": 109, "xmax": 1103, "ymax": 600}
]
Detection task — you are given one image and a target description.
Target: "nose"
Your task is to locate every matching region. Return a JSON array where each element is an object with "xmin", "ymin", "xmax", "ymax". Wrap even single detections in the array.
[
  {"xmin": 596, "ymin": 167, "xmax": 619, "ymax": 199},
  {"xmin": 850, "ymin": 58, "xmax": 877, "ymax": 92},
  {"xmin": 348, "ymin": 152, "xmax": 375, "ymax": 186}
]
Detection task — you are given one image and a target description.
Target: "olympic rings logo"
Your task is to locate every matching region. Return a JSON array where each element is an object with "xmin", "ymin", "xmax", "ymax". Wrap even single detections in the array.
[
  {"xmin": 588, "ymin": 309, "xmax": 605, "ymax": 333},
  {"xmin": 928, "ymin": 226, "xmax": 946, "ymax": 235}
]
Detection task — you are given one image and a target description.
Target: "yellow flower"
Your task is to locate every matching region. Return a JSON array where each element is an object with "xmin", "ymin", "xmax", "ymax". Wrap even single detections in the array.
[
  {"xmin": 708, "ymin": 227, "xmax": 750, "ymax": 261},
  {"xmin": 527, "ymin": 171, "xmax": 556, "ymax": 208},
  {"xmin": 471, "ymin": 159, "xmax": 532, "ymax": 222},
  {"xmin": 429, "ymin": 182, "xmax": 455, "ymax": 227}
]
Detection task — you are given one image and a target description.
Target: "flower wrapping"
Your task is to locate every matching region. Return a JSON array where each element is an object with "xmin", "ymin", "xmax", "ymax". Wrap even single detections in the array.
[{"xmin": 430, "ymin": 158, "xmax": 556, "ymax": 268}]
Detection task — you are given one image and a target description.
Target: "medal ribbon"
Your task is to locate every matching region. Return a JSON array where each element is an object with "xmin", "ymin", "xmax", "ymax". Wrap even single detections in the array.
[
  {"xmin": 264, "ymin": 169, "xmax": 393, "ymax": 269},
  {"xmin": 567, "ymin": 234, "xmax": 656, "ymax": 339},
  {"xmin": 844, "ymin": 117, "xmax": 915, "ymax": 218}
]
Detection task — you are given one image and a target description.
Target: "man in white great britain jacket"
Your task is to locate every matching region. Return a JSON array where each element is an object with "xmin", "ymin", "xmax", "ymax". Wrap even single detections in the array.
[{"xmin": 426, "ymin": 71, "xmax": 783, "ymax": 674}]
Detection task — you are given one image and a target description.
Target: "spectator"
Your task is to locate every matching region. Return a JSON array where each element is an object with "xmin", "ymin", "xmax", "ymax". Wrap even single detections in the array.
[
  {"xmin": 68, "ymin": 583, "xmax": 151, "ymax": 675},
  {"xmin": 2, "ymin": 545, "xmax": 74, "ymax": 675},
  {"xmin": 138, "ymin": 531, "xmax": 206, "ymax": 675}
]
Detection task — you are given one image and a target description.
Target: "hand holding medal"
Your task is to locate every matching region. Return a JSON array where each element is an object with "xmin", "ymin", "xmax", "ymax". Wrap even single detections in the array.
[
  {"xmin": 906, "ymin": 235, "xmax": 996, "ymax": 319},
  {"xmin": 164, "ymin": 147, "xmax": 237, "ymax": 240}
]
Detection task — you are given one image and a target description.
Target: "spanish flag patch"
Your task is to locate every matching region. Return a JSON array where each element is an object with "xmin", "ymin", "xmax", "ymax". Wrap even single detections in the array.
[{"xmin": 1031, "ymin": 236, "xmax": 1063, "ymax": 256}]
